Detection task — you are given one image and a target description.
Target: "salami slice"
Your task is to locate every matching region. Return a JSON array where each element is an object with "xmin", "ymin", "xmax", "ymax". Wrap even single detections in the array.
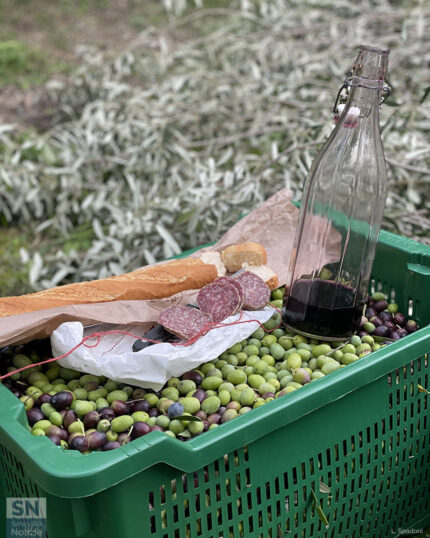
[
  {"xmin": 197, "ymin": 280, "xmax": 241, "ymax": 323},
  {"xmin": 213, "ymin": 277, "xmax": 244, "ymax": 314},
  {"xmin": 233, "ymin": 271, "xmax": 270, "ymax": 310},
  {"xmin": 158, "ymin": 306, "xmax": 213, "ymax": 341}
]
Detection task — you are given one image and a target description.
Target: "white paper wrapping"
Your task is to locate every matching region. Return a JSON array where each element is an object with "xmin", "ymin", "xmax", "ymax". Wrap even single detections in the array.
[{"xmin": 51, "ymin": 307, "xmax": 275, "ymax": 390}]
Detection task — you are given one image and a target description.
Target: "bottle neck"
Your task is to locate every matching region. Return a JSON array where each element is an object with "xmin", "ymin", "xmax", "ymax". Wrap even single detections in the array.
[
  {"xmin": 347, "ymin": 79, "xmax": 381, "ymax": 117},
  {"xmin": 347, "ymin": 45, "xmax": 388, "ymax": 114}
]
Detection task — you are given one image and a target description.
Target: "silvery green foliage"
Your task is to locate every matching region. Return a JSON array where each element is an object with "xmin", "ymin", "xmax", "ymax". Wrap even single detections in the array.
[{"xmin": 0, "ymin": 1, "xmax": 429, "ymax": 289}]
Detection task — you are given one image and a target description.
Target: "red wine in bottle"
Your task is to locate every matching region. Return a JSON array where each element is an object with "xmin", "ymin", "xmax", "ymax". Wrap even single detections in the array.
[{"xmin": 282, "ymin": 279, "xmax": 364, "ymax": 340}]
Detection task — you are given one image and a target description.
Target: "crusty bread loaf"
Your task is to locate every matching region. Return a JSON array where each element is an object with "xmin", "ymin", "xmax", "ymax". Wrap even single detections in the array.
[
  {"xmin": 199, "ymin": 251, "xmax": 226, "ymax": 277},
  {"xmin": 221, "ymin": 242, "xmax": 267, "ymax": 273},
  {"xmin": 0, "ymin": 258, "xmax": 218, "ymax": 318},
  {"xmin": 241, "ymin": 263, "xmax": 279, "ymax": 290}
]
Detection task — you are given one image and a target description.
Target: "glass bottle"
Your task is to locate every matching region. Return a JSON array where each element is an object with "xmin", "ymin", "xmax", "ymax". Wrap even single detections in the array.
[{"xmin": 282, "ymin": 45, "xmax": 390, "ymax": 340}]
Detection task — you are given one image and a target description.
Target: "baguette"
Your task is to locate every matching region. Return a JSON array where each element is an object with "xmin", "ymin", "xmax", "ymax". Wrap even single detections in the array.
[
  {"xmin": 0, "ymin": 258, "xmax": 218, "ymax": 318},
  {"xmin": 199, "ymin": 251, "xmax": 226, "ymax": 277},
  {"xmin": 221, "ymin": 242, "xmax": 267, "ymax": 273}
]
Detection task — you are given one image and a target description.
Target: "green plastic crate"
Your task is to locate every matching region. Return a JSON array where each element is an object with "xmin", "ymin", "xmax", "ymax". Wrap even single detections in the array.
[{"xmin": 0, "ymin": 230, "xmax": 429, "ymax": 538}]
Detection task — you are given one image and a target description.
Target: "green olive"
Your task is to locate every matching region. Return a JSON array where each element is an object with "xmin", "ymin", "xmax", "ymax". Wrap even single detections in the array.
[{"xmin": 111, "ymin": 415, "xmax": 134, "ymax": 433}]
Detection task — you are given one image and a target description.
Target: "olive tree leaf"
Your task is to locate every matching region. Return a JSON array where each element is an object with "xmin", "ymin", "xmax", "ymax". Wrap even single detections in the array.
[
  {"xmin": 173, "ymin": 415, "xmax": 202, "ymax": 422},
  {"xmin": 420, "ymin": 86, "xmax": 430, "ymax": 104},
  {"xmin": 407, "ymin": 188, "xmax": 421, "ymax": 206},
  {"xmin": 29, "ymin": 252, "xmax": 43, "ymax": 289},
  {"xmin": 310, "ymin": 487, "xmax": 329, "ymax": 528}
]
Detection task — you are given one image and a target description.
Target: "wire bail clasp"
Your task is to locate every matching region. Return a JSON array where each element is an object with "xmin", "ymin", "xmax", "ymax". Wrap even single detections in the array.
[{"xmin": 333, "ymin": 76, "xmax": 391, "ymax": 117}]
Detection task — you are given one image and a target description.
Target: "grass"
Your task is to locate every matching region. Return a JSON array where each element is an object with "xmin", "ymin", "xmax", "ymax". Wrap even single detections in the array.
[
  {"xmin": 0, "ymin": 0, "xmax": 173, "ymax": 89},
  {"xmin": 0, "ymin": 39, "xmax": 69, "ymax": 88}
]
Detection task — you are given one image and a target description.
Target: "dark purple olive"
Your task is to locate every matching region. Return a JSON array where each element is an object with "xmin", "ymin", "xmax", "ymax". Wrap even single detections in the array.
[
  {"xmin": 367, "ymin": 298, "xmax": 374, "ymax": 307},
  {"xmin": 151, "ymin": 425, "xmax": 164, "ymax": 432},
  {"xmin": 36, "ymin": 393, "xmax": 52, "ymax": 406},
  {"xmin": 357, "ymin": 331, "xmax": 368, "ymax": 337},
  {"xmin": 47, "ymin": 434, "xmax": 61, "ymax": 446},
  {"xmin": 384, "ymin": 320, "xmax": 396, "ymax": 331},
  {"xmin": 102, "ymin": 441, "xmax": 121, "ymax": 451},
  {"xmin": 12, "ymin": 389, "xmax": 22, "ymax": 398},
  {"xmin": 83, "ymin": 411, "xmax": 100, "ymax": 429},
  {"xmin": 132, "ymin": 400, "xmax": 151, "ymax": 413},
  {"xmin": 218, "ymin": 406, "xmax": 226, "ymax": 415},
  {"xmin": 99, "ymin": 407, "xmax": 116, "ymax": 421},
  {"xmin": 373, "ymin": 325, "xmax": 390, "ymax": 338},
  {"xmin": 397, "ymin": 328, "xmax": 408, "ymax": 338},
  {"xmin": 373, "ymin": 300, "xmax": 388, "ymax": 312},
  {"xmin": 393, "ymin": 312, "xmax": 406, "ymax": 327},
  {"xmin": 194, "ymin": 410, "xmax": 207, "ymax": 421},
  {"xmin": 192, "ymin": 389, "xmax": 207, "ymax": 403},
  {"xmin": 46, "ymin": 425, "xmax": 63, "ymax": 438},
  {"xmin": 182, "ymin": 370, "xmax": 203, "ymax": 385},
  {"xmin": 203, "ymin": 420, "xmax": 210, "ymax": 431},
  {"xmin": 26, "ymin": 408, "xmax": 45, "ymax": 426},
  {"xmin": 405, "ymin": 320, "xmax": 418, "ymax": 333},
  {"xmin": 63, "ymin": 410, "xmax": 78, "ymax": 429},
  {"xmin": 148, "ymin": 408, "xmax": 159, "ymax": 417},
  {"xmin": 262, "ymin": 392, "xmax": 275, "ymax": 399},
  {"xmin": 68, "ymin": 432, "xmax": 83, "ymax": 444},
  {"xmin": 369, "ymin": 316, "xmax": 383, "ymax": 327},
  {"xmin": 131, "ymin": 421, "xmax": 151, "ymax": 439},
  {"xmin": 118, "ymin": 432, "xmax": 131, "ymax": 445},
  {"xmin": 59, "ymin": 409, "xmax": 68, "ymax": 417},
  {"xmin": 365, "ymin": 307, "xmax": 376, "ymax": 319},
  {"xmin": 207, "ymin": 413, "xmax": 222, "ymax": 425},
  {"xmin": 51, "ymin": 391, "xmax": 74, "ymax": 410},
  {"xmin": 87, "ymin": 431, "xmax": 107, "ymax": 449},
  {"xmin": 69, "ymin": 435, "xmax": 90, "ymax": 452},
  {"xmin": 390, "ymin": 331, "xmax": 400, "ymax": 340},
  {"xmin": 58, "ymin": 428, "xmax": 68, "ymax": 441},
  {"xmin": 379, "ymin": 311, "xmax": 392, "ymax": 322},
  {"xmin": 15, "ymin": 380, "xmax": 29, "ymax": 391},
  {"xmin": 110, "ymin": 400, "xmax": 130, "ymax": 416}
]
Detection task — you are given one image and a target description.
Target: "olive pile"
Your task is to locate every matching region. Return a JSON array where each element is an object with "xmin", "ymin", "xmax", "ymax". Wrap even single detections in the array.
[
  {"xmin": 0, "ymin": 290, "xmax": 419, "ymax": 453},
  {"xmin": 358, "ymin": 292, "xmax": 418, "ymax": 340}
]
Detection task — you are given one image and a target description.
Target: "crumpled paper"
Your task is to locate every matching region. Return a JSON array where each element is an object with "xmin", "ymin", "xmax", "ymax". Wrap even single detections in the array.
[{"xmin": 51, "ymin": 308, "xmax": 275, "ymax": 390}]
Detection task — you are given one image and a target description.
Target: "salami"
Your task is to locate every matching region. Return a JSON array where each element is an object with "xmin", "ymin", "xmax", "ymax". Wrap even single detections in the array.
[
  {"xmin": 158, "ymin": 306, "xmax": 213, "ymax": 341},
  {"xmin": 213, "ymin": 277, "xmax": 244, "ymax": 314},
  {"xmin": 233, "ymin": 271, "xmax": 270, "ymax": 310},
  {"xmin": 197, "ymin": 280, "xmax": 241, "ymax": 323}
]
